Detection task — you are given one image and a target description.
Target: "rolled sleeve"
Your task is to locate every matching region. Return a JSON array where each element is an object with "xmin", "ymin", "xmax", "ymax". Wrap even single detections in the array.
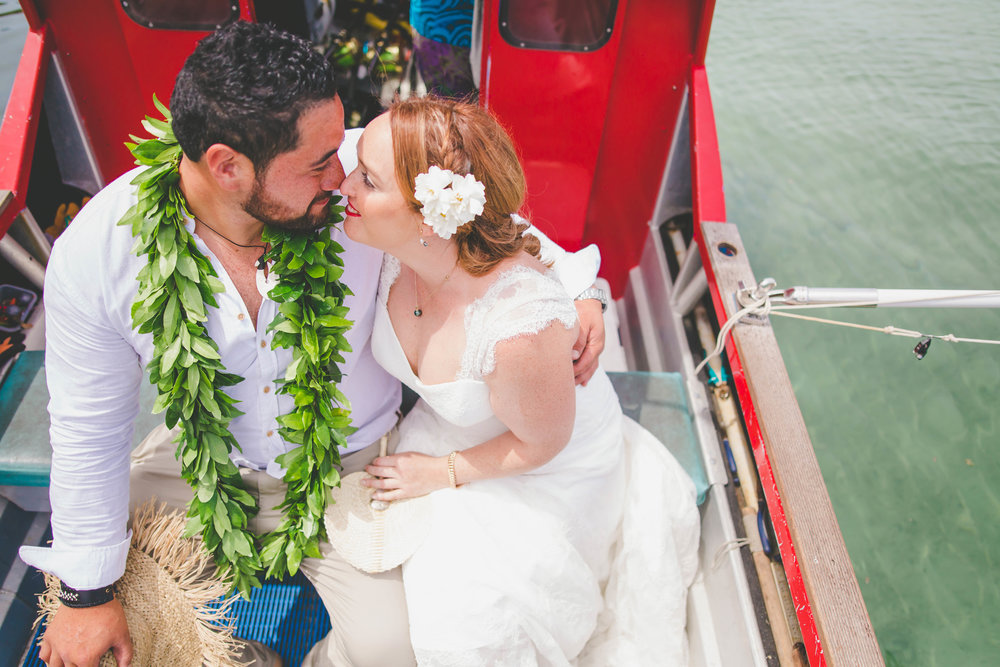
[
  {"xmin": 20, "ymin": 532, "xmax": 132, "ymax": 590},
  {"xmin": 19, "ymin": 255, "xmax": 142, "ymax": 589},
  {"xmin": 519, "ymin": 215, "xmax": 601, "ymax": 297}
]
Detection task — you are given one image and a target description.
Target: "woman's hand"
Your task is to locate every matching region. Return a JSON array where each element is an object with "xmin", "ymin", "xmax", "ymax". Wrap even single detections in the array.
[{"xmin": 364, "ymin": 452, "xmax": 450, "ymax": 500}]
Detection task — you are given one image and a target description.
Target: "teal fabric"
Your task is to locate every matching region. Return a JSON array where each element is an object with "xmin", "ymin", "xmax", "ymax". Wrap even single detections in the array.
[
  {"xmin": 0, "ymin": 352, "xmax": 161, "ymax": 486},
  {"xmin": 0, "ymin": 356, "xmax": 707, "ymax": 503},
  {"xmin": 0, "ymin": 352, "xmax": 50, "ymax": 486},
  {"xmin": 410, "ymin": 0, "xmax": 474, "ymax": 47},
  {"xmin": 608, "ymin": 372, "xmax": 709, "ymax": 505}
]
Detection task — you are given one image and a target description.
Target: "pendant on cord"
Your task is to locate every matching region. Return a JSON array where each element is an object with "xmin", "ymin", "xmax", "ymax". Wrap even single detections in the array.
[{"xmin": 413, "ymin": 308, "xmax": 423, "ymax": 317}]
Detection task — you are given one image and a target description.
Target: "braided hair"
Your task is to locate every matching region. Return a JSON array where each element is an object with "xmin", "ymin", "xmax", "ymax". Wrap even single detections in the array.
[{"xmin": 389, "ymin": 96, "xmax": 542, "ymax": 275}]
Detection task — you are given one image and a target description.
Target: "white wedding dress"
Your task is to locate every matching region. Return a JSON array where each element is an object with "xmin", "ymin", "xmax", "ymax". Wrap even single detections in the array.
[{"xmin": 372, "ymin": 257, "xmax": 701, "ymax": 666}]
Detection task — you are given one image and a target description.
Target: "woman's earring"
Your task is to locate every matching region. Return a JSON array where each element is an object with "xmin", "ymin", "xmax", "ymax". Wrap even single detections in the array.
[{"xmin": 420, "ymin": 238, "xmax": 429, "ymax": 247}]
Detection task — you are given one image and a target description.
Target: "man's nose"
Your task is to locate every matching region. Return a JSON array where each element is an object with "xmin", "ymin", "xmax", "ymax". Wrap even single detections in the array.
[{"xmin": 324, "ymin": 157, "xmax": 347, "ymax": 192}]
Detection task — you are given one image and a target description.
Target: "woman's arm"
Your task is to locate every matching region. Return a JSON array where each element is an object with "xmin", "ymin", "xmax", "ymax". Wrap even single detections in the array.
[
  {"xmin": 364, "ymin": 320, "xmax": 579, "ymax": 499},
  {"xmin": 519, "ymin": 217, "xmax": 607, "ymax": 385}
]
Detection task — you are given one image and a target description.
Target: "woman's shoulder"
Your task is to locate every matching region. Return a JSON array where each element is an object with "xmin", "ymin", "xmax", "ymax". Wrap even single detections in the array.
[
  {"xmin": 475, "ymin": 252, "xmax": 564, "ymax": 300},
  {"xmin": 460, "ymin": 252, "xmax": 577, "ymax": 379}
]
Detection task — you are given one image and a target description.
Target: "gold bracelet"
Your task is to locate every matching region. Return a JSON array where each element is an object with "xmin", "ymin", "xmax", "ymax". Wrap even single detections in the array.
[{"xmin": 447, "ymin": 451, "xmax": 460, "ymax": 489}]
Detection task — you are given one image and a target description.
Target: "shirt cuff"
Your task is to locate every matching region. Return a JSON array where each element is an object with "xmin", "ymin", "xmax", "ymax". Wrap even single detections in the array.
[
  {"xmin": 550, "ymin": 243, "xmax": 601, "ymax": 298},
  {"xmin": 19, "ymin": 530, "xmax": 132, "ymax": 590},
  {"xmin": 519, "ymin": 219, "xmax": 602, "ymax": 297}
]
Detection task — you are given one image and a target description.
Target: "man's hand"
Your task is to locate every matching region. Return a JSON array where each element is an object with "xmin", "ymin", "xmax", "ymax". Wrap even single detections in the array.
[
  {"xmin": 572, "ymin": 298, "xmax": 605, "ymax": 385},
  {"xmin": 39, "ymin": 599, "xmax": 132, "ymax": 667}
]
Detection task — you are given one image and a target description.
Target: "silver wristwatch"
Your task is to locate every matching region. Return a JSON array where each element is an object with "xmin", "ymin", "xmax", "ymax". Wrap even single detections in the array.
[{"xmin": 575, "ymin": 287, "xmax": 609, "ymax": 313}]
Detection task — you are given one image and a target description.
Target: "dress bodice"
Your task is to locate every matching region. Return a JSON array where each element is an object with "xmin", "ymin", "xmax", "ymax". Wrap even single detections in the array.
[{"xmin": 371, "ymin": 255, "xmax": 578, "ymax": 429}]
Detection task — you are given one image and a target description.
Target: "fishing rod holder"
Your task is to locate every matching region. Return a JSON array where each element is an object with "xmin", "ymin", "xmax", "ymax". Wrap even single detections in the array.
[{"xmin": 729, "ymin": 278, "xmax": 779, "ymax": 326}]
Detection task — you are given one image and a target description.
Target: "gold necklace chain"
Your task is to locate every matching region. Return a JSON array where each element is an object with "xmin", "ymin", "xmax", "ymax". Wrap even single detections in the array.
[{"xmin": 413, "ymin": 260, "xmax": 460, "ymax": 317}]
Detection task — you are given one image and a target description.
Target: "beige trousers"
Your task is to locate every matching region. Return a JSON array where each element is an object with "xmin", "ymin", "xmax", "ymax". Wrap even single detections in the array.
[{"xmin": 129, "ymin": 424, "xmax": 416, "ymax": 667}]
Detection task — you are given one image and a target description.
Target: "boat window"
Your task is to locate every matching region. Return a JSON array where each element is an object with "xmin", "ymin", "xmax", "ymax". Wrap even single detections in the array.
[
  {"xmin": 120, "ymin": 0, "xmax": 239, "ymax": 31},
  {"xmin": 499, "ymin": 0, "xmax": 616, "ymax": 51}
]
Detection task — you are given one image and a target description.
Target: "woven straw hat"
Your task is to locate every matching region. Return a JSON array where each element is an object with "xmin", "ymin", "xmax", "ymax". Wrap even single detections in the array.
[
  {"xmin": 37, "ymin": 502, "xmax": 242, "ymax": 667},
  {"xmin": 325, "ymin": 470, "xmax": 432, "ymax": 574}
]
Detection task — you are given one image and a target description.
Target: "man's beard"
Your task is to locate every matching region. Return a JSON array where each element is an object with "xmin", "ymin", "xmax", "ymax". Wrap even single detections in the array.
[{"xmin": 243, "ymin": 178, "xmax": 332, "ymax": 233}]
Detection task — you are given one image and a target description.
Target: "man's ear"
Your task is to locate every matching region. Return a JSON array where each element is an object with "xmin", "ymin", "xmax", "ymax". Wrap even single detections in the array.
[{"xmin": 203, "ymin": 143, "xmax": 255, "ymax": 193}]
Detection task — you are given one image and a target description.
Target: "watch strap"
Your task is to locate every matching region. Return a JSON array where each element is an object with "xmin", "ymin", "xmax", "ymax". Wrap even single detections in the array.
[
  {"xmin": 57, "ymin": 581, "xmax": 116, "ymax": 608},
  {"xmin": 574, "ymin": 287, "xmax": 609, "ymax": 313}
]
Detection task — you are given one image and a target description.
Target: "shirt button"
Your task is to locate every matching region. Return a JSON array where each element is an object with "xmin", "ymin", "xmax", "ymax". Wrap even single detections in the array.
[
  {"xmin": 266, "ymin": 430, "xmax": 274, "ymax": 437},
  {"xmin": 263, "ymin": 386, "xmax": 271, "ymax": 394},
  {"xmin": 260, "ymin": 340, "xmax": 267, "ymax": 348},
  {"xmin": 237, "ymin": 313, "xmax": 245, "ymax": 321}
]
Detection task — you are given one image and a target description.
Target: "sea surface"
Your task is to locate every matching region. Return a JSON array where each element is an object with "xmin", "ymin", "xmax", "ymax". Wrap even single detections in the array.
[
  {"xmin": 0, "ymin": 2, "xmax": 25, "ymax": 99},
  {"xmin": 2, "ymin": 2, "xmax": 998, "ymax": 665},
  {"xmin": 708, "ymin": 2, "xmax": 1000, "ymax": 665}
]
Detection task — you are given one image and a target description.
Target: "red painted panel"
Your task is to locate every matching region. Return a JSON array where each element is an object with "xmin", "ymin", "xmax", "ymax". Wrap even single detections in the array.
[
  {"xmin": 692, "ymin": 73, "xmax": 825, "ymax": 659},
  {"xmin": 580, "ymin": 0, "xmax": 694, "ymax": 295},
  {"xmin": 18, "ymin": 0, "xmax": 42, "ymax": 30},
  {"xmin": 30, "ymin": 0, "xmax": 254, "ymax": 184},
  {"xmin": 690, "ymin": 66, "xmax": 726, "ymax": 224},
  {"xmin": 693, "ymin": 0, "xmax": 717, "ymax": 67},
  {"xmin": 0, "ymin": 27, "xmax": 48, "ymax": 237},
  {"xmin": 480, "ymin": 0, "xmax": 701, "ymax": 296},
  {"xmin": 479, "ymin": 0, "xmax": 621, "ymax": 252}
]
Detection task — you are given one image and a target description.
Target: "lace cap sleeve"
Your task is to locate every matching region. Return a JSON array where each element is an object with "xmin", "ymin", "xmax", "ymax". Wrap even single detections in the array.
[
  {"xmin": 460, "ymin": 265, "xmax": 578, "ymax": 379},
  {"xmin": 378, "ymin": 254, "xmax": 402, "ymax": 305}
]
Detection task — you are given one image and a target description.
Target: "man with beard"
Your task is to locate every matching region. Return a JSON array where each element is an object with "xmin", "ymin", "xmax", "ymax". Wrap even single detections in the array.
[{"xmin": 20, "ymin": 21, "xmax": 606, "ymax": 667}]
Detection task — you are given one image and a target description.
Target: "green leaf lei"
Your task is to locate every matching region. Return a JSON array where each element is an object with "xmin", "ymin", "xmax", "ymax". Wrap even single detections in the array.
[{"xmin": 119, "ymin": 96, "xmax": 354, "ymax": 598}]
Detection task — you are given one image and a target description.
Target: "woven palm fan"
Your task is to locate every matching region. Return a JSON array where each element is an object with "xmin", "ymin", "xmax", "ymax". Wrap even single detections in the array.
[
  {"xmin": 325, "ymin": 437, "xmax": 432, "ymax": 573},
  {"xmin": 37, "ymin": 501, "xmax": 243, "ymax": 667}
]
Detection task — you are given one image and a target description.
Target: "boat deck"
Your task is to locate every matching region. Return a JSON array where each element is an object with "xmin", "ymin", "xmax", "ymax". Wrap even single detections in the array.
[{"xmin": 1, "ymin": 337, "xmax": 712, "ymax": 665}]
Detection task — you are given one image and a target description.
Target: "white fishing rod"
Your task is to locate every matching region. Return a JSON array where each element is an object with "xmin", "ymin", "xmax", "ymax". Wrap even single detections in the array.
[{"xmin": 775, "ymin": 287, "xmax": 1000, "ymax": 309}]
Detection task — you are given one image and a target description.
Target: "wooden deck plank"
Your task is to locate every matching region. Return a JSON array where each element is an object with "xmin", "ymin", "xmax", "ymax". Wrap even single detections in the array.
[{"xmin": 701, "ymin": 221, "xmax": 883, "ymax": 666}]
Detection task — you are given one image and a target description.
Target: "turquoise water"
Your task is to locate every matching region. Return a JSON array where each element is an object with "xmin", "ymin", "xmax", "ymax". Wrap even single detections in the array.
[
  {"xmin": 708, "ymin": 2, "xmax": 1000, "ymax": 665},
  {"xmin": 0, "ymin": 2, "xmax": 26, "ymax": 100},
  {"xmin": 3, "ymin": 2, "xmax": 998, "ymax": 664}
]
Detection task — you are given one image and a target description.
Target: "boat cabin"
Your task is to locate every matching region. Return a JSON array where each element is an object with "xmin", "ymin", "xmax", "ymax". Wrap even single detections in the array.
[{"xmin": 0, "ymin": 1, "xmax": 883, "ymax": 665}]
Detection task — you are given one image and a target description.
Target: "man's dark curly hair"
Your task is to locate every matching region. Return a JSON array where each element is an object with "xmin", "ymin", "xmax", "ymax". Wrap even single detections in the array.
[{"xmin": 170, "ymin": 21, "xmax": 338, "ymax": 174}]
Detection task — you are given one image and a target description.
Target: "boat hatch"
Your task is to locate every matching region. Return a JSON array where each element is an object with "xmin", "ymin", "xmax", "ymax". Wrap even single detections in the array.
[{"xmin": 498, "ymin": 0, "xmax": 618, "ymax": 52}]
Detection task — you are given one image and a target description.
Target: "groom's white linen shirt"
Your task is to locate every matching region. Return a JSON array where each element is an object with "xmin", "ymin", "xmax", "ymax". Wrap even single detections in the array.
[
  {"xmin": 20, "ymin": 128, "xmax": 600, "ymax": 590},
  {"xmin": 19, "ymin": 129, "xmax": 399, "ymax": 588}
]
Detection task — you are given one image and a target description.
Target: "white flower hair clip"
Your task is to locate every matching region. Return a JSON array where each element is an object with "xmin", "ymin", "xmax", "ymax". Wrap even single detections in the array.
[{"xmin": 414, "ymin": 165, "xmax": 487, "ymax": 240}]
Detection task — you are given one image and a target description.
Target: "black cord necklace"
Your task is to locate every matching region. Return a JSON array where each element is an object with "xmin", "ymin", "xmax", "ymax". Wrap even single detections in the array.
[{"xmin": 194, "ymin": 216, "xmax": 269, "ymax": 270}]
